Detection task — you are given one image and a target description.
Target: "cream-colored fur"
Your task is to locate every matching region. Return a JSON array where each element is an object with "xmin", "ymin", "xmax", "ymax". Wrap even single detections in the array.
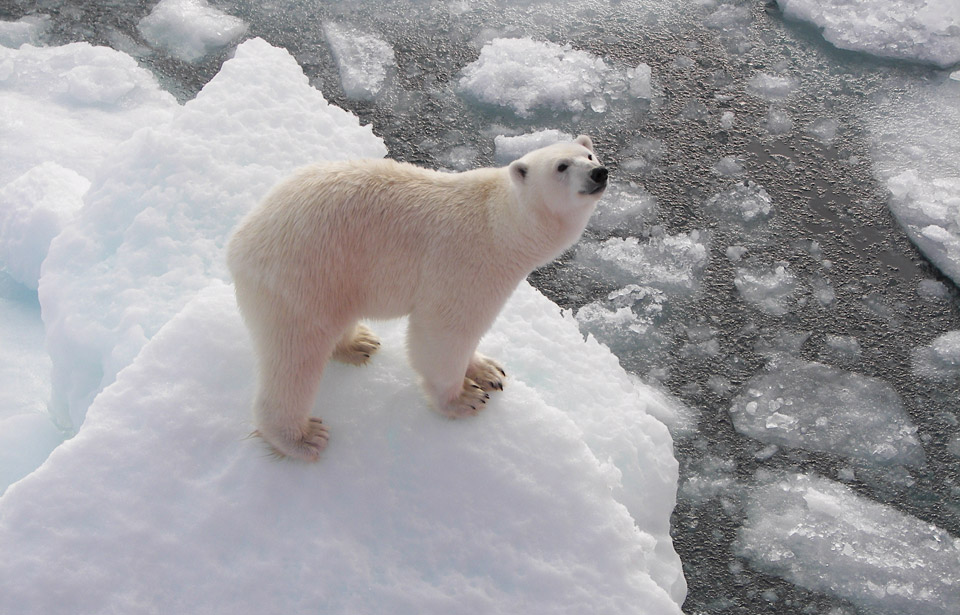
[{"xmin": 227, "ymin": 135, "xmax": 607, "ymax": 460}]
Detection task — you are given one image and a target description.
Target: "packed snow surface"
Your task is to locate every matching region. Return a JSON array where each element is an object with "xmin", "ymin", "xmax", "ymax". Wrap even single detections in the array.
[
  {"xmin": 777, "ymin": 0, "xmax": 960, "ymax": 68},
  {"xmin": 0, "ymin": 280, "xmax": 686, "ymax": 614},
  {"xmin": 137, "ymin": 0, "xmax": 248, "ymax": 63},
  {"xmin": 737, "ymin": 472, "xmax": 960, "ymax": 615},
  {"xmin": 729, "ymin": 358, "xmax": 925, "ymax": 466}
]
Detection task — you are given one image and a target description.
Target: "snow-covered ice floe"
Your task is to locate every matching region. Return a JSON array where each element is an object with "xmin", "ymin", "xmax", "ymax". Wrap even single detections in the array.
[
  {"xmin": 0, "ymin": 34, "xmax": 687, "ymax": 613},
  {"xmin": 777, "ymin": 0, "xmax": 960, "ymax": 68},
  {"xmin": 0, "ymin": 279, "xmax": 687, "ymax": 613},
  {"xmin": 737, "ymin": 471, "xmax": 960, "ymax": 615}
]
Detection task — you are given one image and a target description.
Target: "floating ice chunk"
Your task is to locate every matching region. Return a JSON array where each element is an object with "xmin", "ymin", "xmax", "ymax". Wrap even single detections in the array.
[
  {"xmin": 0, "ymin": 163, "xmax": 88, "ymax": 289},
  {"xmin": 726, "ymin": 245, "xmax": 748, "ymax": 261},
  {"xmin": 493, "ymin": 129, "xmax": 573, "ymax": 164},
  {"xmin": 719, "ymin": 111, "xmax": 735, "ymax": 130},
  {"xmin": 705, "ymin": 4, "xmax": 752, "ymax": 30},
  {"xmin": 459, "ymin": 38, "xmax": 612, "ymax": 117},
  {"xmin": 575, "ymin": 285, "xmax": 671, "ymax": 368},
  {"xmin": 704, "ymin": 181, "xmax": 775, "ymax": 227},
  {"xmin": 712, "ymin": 155, "xmax": 745, "ymax": 177},
  {"xmin": 679, "ymin": 454, "xmax": 737, "ymax": 504},
  {"xmin": 620, "ymin": 137, "xmax": 665, "ymax": 174},
  {"xmin": 754, "ymin": 330, "xmax": 811, "ymax": 358},
  {"xmin": 737, "ymin": 472, "xmax": 960, "ymax": 615},
  {"xmin": 0, "ymin": 15, "xmax": 49, "ymax": 48},
  {"xmin": 912, "ymin": 330, "xmax": 960, "ymax": 381},
  {"xmin": 734, "ymin": 262, "xmax": 800, "ymax": 316},
  {"xmin": 811, "ymin": 272, "xmax": 836, "ymax": 307},
  {"xmin": 577, "ymin": 231, "xmax": 710, "ymax": 295},
  {"xmin": 806, "ymin": 117, "xmax": 839, "ymax": 145},
  {"xmin": 323, "ymin": 22, "xmax": 395, "ymax": 100},
  {"xmin": 729, "ymin": 358, "xmax": 925, "ymax": 466},
  {"xmin": 918, "ymin": 278, "xmax": 951, "ymax": 301},
  {"xmin": 0, "ymin": 281, "xmax": 686, "ymax": 613},
  {"xmin": 746, "ymin": 72, "xmax": 797, "ymax": 101},
  {"xmin": 0, "ymin": 42, "xmax": 177, "ymax": 186},
  {"xmin": 628, "ymin": 62, "xmax": 652, "ymax": 99},
  {"xmin": 589, "ymin": 182, "xmax": 658, "ymax": 234},
  {"xmin": 777, "ymin": 0, "xmax": 960, "ymax": 68},
  {"xmin": 886, "ymin": 170, "xmax": 960, "ymax": 287},
  {"xmin": 765, "ymin": 106, "xmax": 793, "ymax": 135},
  {"xmin": 39, "ymin": 38, "xmax": 386, "ymax": 431},
  {"xmin": 438, "ymin": 145, "xmax": 478, "ymax": 171},
  {"xmin": 820, "ymin": 334, "xmax": 861, "ymax": 365},
  {"xmin": 137, "ymin": 0, "xmax": 247, "ymax": 63}
]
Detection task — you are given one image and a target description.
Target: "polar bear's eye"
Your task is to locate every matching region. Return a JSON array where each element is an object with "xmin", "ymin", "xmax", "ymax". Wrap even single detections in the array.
[
  {"xmin": 588, "ymin": 154, "xmax": 593, "ymax": 161},
  {"xmin": 557, "ymin": 163, "xmax": 569, "ymax": 172}
]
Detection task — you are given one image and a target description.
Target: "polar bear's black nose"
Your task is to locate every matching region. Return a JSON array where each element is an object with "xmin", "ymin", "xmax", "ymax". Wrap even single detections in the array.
[{"xmin": 591, "ymin": 167, "xmax": 608, "ymax": 183}]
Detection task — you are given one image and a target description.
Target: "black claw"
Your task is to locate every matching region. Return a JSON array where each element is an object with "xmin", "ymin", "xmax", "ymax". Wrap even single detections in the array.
[{"xmin": 497, "ymin": 367, "xmax": 506, "ymax": 376}]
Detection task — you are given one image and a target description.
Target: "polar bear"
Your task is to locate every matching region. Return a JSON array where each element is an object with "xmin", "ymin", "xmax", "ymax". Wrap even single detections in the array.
[{"xmin": 227, "ymin": 135, "xmax": 607, "ymax": 460}]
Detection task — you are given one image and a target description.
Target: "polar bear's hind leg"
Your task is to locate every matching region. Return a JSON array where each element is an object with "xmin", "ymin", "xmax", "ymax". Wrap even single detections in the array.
[{"xmin": 332, "ymin": 322, "xmax": 381, "ymax": 366}]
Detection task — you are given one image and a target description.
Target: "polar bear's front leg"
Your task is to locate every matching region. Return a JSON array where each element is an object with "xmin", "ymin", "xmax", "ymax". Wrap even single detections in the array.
[
  {"xmin": 252, "ymin": 332, "xmax": 335, "ymax": 461},
  {"xmin": 466, "ymin": 353, "xmax": 506, "ymax": 392},
  {"xmin": 407, "ymin": 314, "xmax": 501, "ymax": 418}
]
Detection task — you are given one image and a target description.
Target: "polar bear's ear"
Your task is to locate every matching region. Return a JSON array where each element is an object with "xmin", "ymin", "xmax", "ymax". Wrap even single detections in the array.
[
  {"xmin": 509, "ymin": 160, "xmax": 528, "ymax": 183},
  {"xmin": 575, "ymin": 135, "xmax": 595, "ymax": 152}
]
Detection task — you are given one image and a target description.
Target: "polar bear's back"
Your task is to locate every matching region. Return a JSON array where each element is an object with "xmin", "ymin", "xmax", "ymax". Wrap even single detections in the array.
[{"xmin": 226, "ymin": 158, "xmax": 508, "ymax": 321}]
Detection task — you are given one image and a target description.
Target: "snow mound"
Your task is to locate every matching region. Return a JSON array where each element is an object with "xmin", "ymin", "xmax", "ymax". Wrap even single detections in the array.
[
  {"xmin": 0, "ymin": 280, "xmax": 685, "ymax": 614},
  {"xmin": 777, "ymin": 0, "xmax": 960, "ymax": 68},
  {"xmin": 137, "ymin": 0, "xmax": 248, "ymax": 63},
  {"xmin": 737, "ymin": 472, "xmax": 960, "ymax": 615},
  {"xmin": 38, "ymin": 38, "xmax": 386, "ymax": 432},
  {"xmin": 0, "ymin": 41, "xmax": 177, "ymax": 187},
  {"xmin": 729, "ymin": 358, "xmax": 925, "ymax": 467}
]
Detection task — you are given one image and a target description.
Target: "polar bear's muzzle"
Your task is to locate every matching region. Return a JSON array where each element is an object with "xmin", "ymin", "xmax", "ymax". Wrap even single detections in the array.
[{"xmin": 581, "ymin": 166, "xmax": 609, "ymax": 195}]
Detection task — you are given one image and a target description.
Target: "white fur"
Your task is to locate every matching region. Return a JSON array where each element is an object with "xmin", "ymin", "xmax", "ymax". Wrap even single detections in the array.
[{"xmin": 227, "ymin": 135, "xmax": 607, "ymax": 460}]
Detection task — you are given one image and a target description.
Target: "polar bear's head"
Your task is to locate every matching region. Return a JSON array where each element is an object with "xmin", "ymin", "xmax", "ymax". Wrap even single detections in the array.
[{"xmin": 508, "ymin": 135, "xmax": 608, "ymax": 218}]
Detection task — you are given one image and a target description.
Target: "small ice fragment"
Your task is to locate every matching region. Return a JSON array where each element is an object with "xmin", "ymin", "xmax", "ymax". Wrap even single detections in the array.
[
  {"xmin": 765, "ymin": 107, "xmax": 793, "ymax": 135},
  {"xmin": 746, "ymin": 72, "xmax": 797, "ymax": 100},
  {"xmin": 713, "ymin": 156, "xmax": 745, "ymax": 177}
]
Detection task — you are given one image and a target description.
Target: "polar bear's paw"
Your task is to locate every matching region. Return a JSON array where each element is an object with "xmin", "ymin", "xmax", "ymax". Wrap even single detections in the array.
[
  {"xmin": 333, "ymin": 324, "xmax": 381, "ymax": 366},
  {"xmin": 466, "ymin": 354, "xmax": 506, "ymax": 392},
  {"xmin": 436, "ymin": 378, "xmax": 491, "ymax": 418},
  {"xmin": 258, "ymin": 417, "xmax": 330, "ymax": 461}
]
